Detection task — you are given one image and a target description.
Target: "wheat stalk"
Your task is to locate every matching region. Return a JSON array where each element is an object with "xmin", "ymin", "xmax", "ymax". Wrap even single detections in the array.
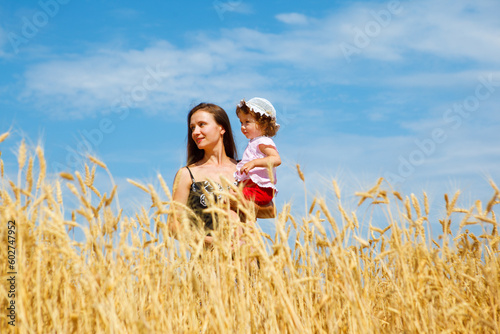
[{"xmin": 1, "ymin": 139, "xmax": 498, "ymax": 334}]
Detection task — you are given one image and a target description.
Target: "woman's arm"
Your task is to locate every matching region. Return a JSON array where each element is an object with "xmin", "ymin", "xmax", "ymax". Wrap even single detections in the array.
[
  {"xmin": 167, "ymin": 167, "xmax": 191, "ymax": 236},
  {"xmin": 255, "ymin": 201, "xmax": 276, "ymax": 218}
]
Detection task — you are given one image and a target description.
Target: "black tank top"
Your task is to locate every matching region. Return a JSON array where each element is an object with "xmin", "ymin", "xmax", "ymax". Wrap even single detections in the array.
[{"xmin": 185, "ymin": 166, "xmax": 224, "ymax": 232}]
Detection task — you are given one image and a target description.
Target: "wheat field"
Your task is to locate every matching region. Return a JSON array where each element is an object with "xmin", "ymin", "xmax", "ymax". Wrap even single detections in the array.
[{"xmin": 1, "ymin": 134, "xmax": 499, "ymax": 333}]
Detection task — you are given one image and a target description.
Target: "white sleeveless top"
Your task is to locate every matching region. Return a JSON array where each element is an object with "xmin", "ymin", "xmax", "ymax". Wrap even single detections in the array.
[{"xmin": 235, "ymin": 136, "xmax": 278, "ymax": 191}]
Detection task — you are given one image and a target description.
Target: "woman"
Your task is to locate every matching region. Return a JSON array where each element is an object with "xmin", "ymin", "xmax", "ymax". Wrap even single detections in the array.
[{"xmin": 168, "ymin": 102, "xmax": 274, "ymax": 247}]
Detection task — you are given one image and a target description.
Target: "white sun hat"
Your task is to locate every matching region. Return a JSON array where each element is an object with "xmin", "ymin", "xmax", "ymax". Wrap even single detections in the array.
[
  {"xmin": 238, "ymin": 97, "xmax": 277, "ymax": 120},
  {"xmin": 238, "ymin": 97, "xmax": 281, "ymax": 130}
]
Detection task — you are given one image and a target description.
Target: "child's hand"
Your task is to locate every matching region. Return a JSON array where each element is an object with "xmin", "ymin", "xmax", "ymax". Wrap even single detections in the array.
[{"xmin": 240, "ymin": 161, "xmax": 255, "ymax": 175}]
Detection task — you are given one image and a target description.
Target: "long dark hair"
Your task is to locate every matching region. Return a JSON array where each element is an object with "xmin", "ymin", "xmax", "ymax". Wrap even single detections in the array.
[{"xmin": 187, "ymin": 103, "xmax": 238, "ymax": 165}]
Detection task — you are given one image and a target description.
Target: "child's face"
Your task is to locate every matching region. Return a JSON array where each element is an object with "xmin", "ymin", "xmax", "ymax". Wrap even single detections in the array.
[{"xmin": 238, "ymin": 113, "xmax": 263, "ymax": 140}]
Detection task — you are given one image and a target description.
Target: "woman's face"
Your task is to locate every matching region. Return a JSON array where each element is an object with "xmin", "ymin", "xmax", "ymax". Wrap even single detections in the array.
[{"xmin": 190, "ymin": 110, "xmax": 225, "ymax": 150}]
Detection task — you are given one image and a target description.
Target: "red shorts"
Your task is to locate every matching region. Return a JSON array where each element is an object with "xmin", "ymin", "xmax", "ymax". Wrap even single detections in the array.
[{"xmin": 241, "ymin": 180, "xmax": 275, "ymax": 206}]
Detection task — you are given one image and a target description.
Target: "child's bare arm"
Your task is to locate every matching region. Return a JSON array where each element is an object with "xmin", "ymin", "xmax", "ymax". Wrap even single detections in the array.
[{"xmin": 240, "ymin": 145, "xmax": 281, "ymax": 174}]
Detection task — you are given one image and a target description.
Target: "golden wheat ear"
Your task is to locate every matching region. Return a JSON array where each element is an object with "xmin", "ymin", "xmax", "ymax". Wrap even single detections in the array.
[{"xmin": 3, "ymin": 138, "xmax": 497, "ymax": 333}]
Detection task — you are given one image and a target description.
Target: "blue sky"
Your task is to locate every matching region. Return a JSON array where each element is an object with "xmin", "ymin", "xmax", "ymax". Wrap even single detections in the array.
[{"xmin": 1, "ymin": 0, "xmax": 499, "ymax": 239}]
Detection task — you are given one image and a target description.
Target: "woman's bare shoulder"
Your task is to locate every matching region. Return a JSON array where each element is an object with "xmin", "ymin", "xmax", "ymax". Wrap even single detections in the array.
[{"xmin": 173, "ymin": 166, "xmax": 192, "ymax": 186}]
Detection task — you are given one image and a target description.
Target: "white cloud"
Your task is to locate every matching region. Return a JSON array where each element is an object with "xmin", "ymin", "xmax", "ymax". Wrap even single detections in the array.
[
  {"xmin": 212, "ymin": 0, "xmax": 253, "ymax": 17},
  {"xmin": 277, "ymin": 119, "xmax": 500, "ymax": 207},
  {"xmin": 275, "ymin": 13, "xmax": 309, "ymax": 25},
  {"xmin": 19, "ymin": 40, "xmax": 275, "ymax": 118},
  {"xmin": 18, "ymin": 0, "xmax": 500, "ymax": 119},
  {"xmin": 0, "ymin": 26, "xmax": 10, "ymax": 58},
  {"xmin": 393, "ymin": 0, "xmax": 500, "ymax": 63}
]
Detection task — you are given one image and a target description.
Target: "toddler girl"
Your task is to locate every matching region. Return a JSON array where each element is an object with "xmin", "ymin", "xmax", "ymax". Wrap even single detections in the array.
[{"xmin": 235, "ymin": 97, "xmax": 281, "ymax": 206}]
